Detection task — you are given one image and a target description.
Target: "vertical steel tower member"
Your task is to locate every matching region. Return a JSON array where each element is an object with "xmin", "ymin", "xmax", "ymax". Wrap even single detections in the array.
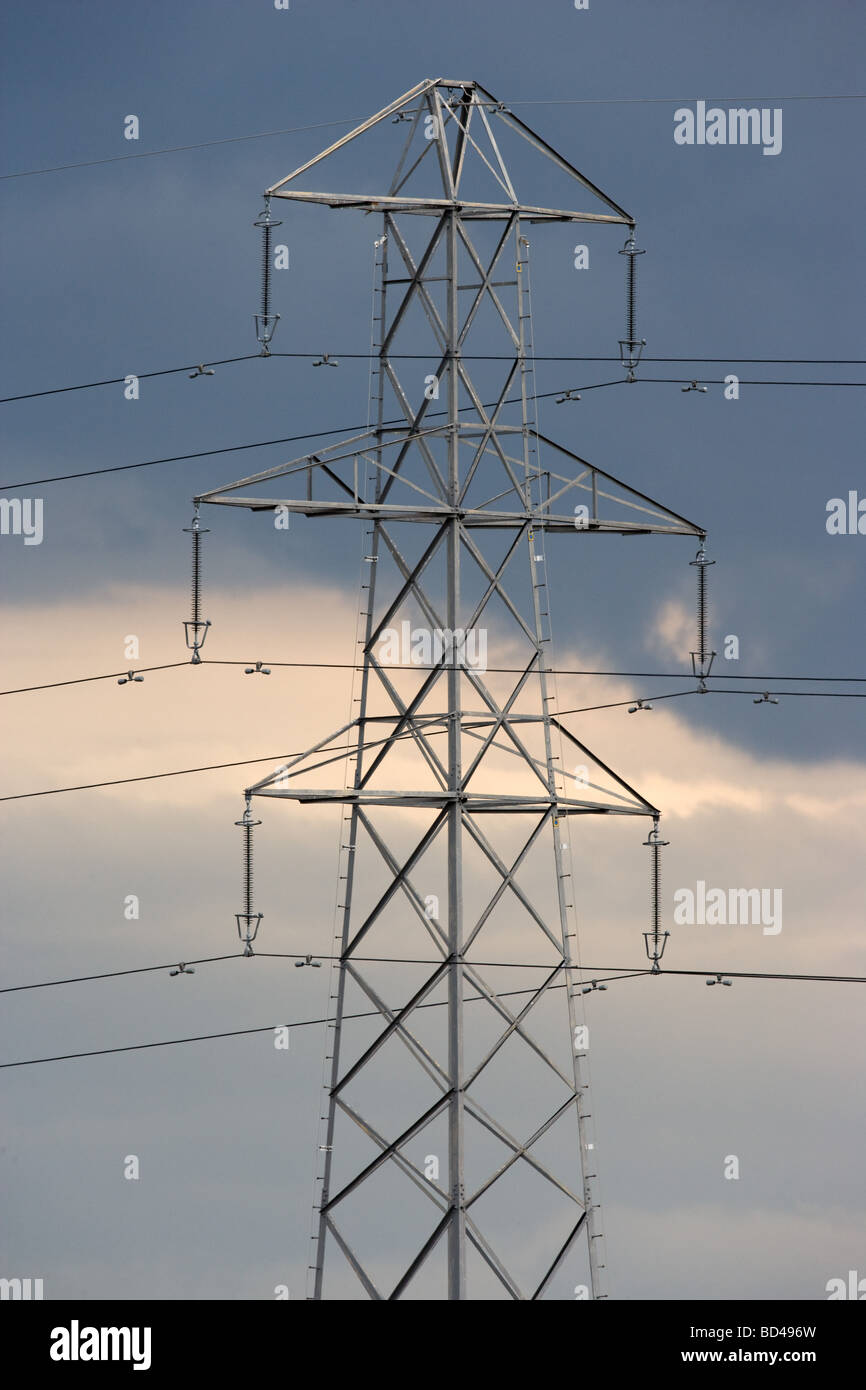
[{"xmin": 197, "ymin": 79, "xmax": 704, "ymax": 1300}]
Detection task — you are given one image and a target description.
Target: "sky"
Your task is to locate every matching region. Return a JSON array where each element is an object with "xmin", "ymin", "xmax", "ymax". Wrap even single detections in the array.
[{"xmin": 1, "ymin": 0, "xmax": 864, "ymax": 1301}]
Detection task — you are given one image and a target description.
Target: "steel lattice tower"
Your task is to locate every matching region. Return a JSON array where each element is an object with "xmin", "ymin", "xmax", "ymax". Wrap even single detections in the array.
[{"xmin": 198, "ymin": 79, "xmax": 703, "ymax": 1300}]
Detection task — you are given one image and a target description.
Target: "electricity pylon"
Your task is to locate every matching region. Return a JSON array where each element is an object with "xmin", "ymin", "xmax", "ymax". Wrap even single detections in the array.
[{"xmin": 198, "ymin": 79, "xmax": 703, "ymax": 1300}]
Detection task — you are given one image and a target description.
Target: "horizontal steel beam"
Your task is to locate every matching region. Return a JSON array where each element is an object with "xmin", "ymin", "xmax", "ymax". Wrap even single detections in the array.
[
  {"xmin": 256, "ymin": 788, "xmax": 649, "ymax": 814},
  {"xmin": 268, "ymin": 190, "xmax": 630, "ymax": 224},
  {"xmin": 200, "ymin": 496, "xmax": 698, "ymax": 534}
]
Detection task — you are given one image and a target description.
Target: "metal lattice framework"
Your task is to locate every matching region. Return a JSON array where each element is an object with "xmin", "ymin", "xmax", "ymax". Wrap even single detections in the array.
[{"xmin": 198, "ymin": 79, "xmax": 704, "ymax": 1300}]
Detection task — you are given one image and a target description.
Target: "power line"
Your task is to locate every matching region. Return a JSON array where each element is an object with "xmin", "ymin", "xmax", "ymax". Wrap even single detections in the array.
[
  {"xmin": 0, "ymin": 1023, "xmax": 300, "ymax": 1068},
  {"xmin": 0, "ymin": 753, "xmax": 297, "ymax": 803},
  {"xmin": 0, "ymin": 662, "xmax": 190, "ymax": 695},
  {"xmin": 657, "ymin": 968, "xmax": 866, "ymax": 983},
  {"xmin": 0, "ymin": 423, "xmax": 380, "ymax": 491},
  {"xmin": 0, "ymin": 953, "xmax": 649, "ymax": 996},
  {"xmin": 198, "ymin": 664, "xmax": 866, "ymax": 683},
  {"xmin": 637, "ymin": 377, "xmax": 864, "ymax": 388},
  {"xmin": 0, "ymin": 355, "xmax": 260, "ymax": 403},
  {"xmin": 0, "ymin": 729, "xmax": 435, "ymax": 802},
  {"xmin": 555, "ymin": 687, "xmax": 866, "ymax": 716},
  {"xmin": 3, "ymin": 94, "xmax": 862, "ymax": 181},
  {"xmin": 701, "ymin": 688, "xmax": 866, "ymax": 700},
  {"xmin": 4, "ymin": 966, "xmax": 862, "ymax": 1070},
  {"xmin": 560, "ymin": 691, "xmax": 694, "ymax": 714},
  {"xmin": 262, "ymin": 957, "xmax": 866, "ymax": 986},
  {"xmin": 0, "ymin": 118, "xmax": 371, "ymax": 182},
  {"xmin": 0, "ymin": 981, "xmax": 645, "ymax": 1069},
  {"xmin": 2, "ymin": 353, "xmax": 862, "ymax": 406},
  {"xmin": 514, "ymin": 94, "xmax": 866, "ymax": 105},
  {"xmin": 3, "ymin": 373, "xmax": 862, "ymax": 492},
  {"xmin": 2, "ymin": 384, "xmax": 624, "ymax": 489},
  {"xmin": 0, "ymin": 720, "xmax": 698, "ymax": 803},
  {"xmin": 3, "ymin": 659, "xmax": 865, "ymax": 701},
  {"xmin": 0, "ymin": 954, "xmax": 243, "ymax": 993},
  {"xmin": 4, "ymin": 673, "xmax": 865, "ymax": 802},
  {"xmin": 602, "ymin": 357, "xmax": 864, "ymax": 364},
  {"xmin": 7, "ymin": 948, "xmax": 861, "ymax": 999}
]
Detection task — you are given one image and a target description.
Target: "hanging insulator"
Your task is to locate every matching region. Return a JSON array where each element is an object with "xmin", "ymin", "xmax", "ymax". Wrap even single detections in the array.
[
  {"xmin": 253, "ymin": 198, "xmax": 282, "ymax": 355},
  {"xmin": 689, "ymin": 538, "xmax": 716, "ymax": 687},
  {"xmin": 235, "ymin": 794, "xmax": 263, "ymax": 956},
  {"xmin": 618, "ymin": 229, "xmax": 646, "ymax": 381},
  {"xmin": 182, "ymin": 503, "xmax": 211, "ymax": 663},
  {"xmin": 642, "ymin": 818, "xmax": 670, "ymax": 972}
]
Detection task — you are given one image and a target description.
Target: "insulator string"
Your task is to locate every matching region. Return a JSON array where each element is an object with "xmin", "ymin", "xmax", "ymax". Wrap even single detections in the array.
[
  {"xmin": 235, "ymin": 796, "xmax": 262, "ymax": 953},
  {"xmin": 261, "ymin": 220, "xmax": 272, "ymax": 324},
  {"xmin": 643, "ymin": 820, "xmax": 669, "ymax": 969},
  {"xmin": 689, "ymin": 540, "xmax": 715, "ymax": 681},
  {"xmin": 243, "ymin": 818, "xmax": 254, "ymax": 917},
  {"xmin": 253, "ymin": 199, "xmax": 282, "ymax": 354},
  {"xmin": 650, "ymin": 838, "xmax": 660, "ymax": 937},
  {"xmin": 626, "ymin": 251, "xmax": 637, "ymax": 349},
  {"xmin": 697, "ymin": 559, "xmax": 707, "ymax": 659},
  {"xmin": 191, "ymin": 527, "xmax": 202, "ymax": 627},
  {"xmin": 182, "ymin": 505, "xmax": 210, "ymax": 662},
  {"xmin": 618, "ymin": 230, "xmax": 646, "ymax": 379}
]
